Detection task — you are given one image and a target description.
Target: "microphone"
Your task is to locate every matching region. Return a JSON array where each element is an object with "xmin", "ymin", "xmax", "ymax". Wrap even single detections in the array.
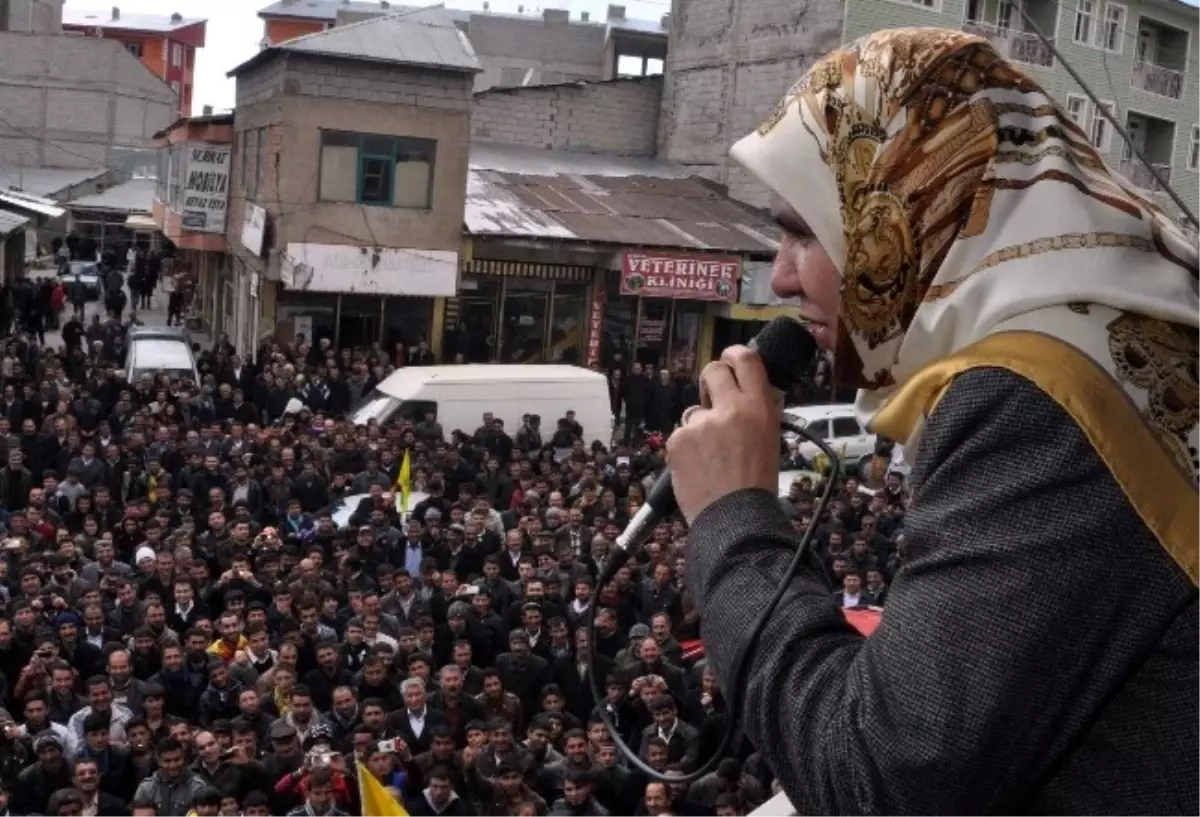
[{"xmin": 614, "ymin": 316, "xmax": 819, "ymax": 555}]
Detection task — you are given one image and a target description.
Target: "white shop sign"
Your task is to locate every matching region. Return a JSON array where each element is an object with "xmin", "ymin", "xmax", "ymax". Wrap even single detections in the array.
[
  {"xmin": 240, "ymin": 204, "xmax": 266, "ymax": 256},
  {"xmin": 179, "ymin": 142, "xmax": 231, "ymax": 233},
  {"xmin": 281, "ymin": 242, "xmax": 458, "ymax": 297}
]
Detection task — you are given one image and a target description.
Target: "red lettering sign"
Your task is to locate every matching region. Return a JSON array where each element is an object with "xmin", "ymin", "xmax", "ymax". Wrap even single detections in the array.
[
  {"xmin": 620, "ymin": 251, "xmax": 741, "ymax": 303},
  {"xmin": 586, "ymin": 283, "xmax": 606, "ymax": 368}
]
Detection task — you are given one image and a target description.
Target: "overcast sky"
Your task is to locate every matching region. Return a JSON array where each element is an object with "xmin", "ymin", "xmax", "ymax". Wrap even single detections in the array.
[{"xmin": 83, "ymin": 0, "xmax": 674, "ymax": 113}]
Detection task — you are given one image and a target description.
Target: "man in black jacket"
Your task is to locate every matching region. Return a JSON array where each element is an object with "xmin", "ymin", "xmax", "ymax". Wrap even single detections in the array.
[{"xmin": 620, "ymin": 364, "xmax": 650, "ymax": 445}]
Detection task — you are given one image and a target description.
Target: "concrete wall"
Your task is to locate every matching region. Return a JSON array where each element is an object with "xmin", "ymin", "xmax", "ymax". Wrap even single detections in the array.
[
  {"xmin": 658, "ymin": 0, "xmax": 845, "ymax": 207},
  {"xmin": 471, "ymin": 76, "xmax": 662, "ymax": 154},
  {"xmin": 332, "ymin": 6, "xmax": 622, "ymax": 91},
  {"xmin": 2, "ymin": 0, "xmax": 63, "ymax": 33},
  {"xmin": 0, "ymin": 32, "xmax": 175, "ymax": 169},
  {"xmin": 841, "ymin": 0, "xmax": 1199, "ymax": 220},
  {"xmin": 466, "ymin": 13, "xmax": 610, "ymax": 91},
  {"xmin": 228, "ymin": 53, "xmax": 473, "ymax": 278}
]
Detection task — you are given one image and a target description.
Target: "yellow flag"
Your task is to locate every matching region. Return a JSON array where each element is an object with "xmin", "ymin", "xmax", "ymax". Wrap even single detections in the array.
[
  {"xmin": 358, "ymin": 761, "xmax": 409, "ymax": 816},
  {"xmin": 395, "ymin": 448, "xmax": 412, "ymax": 514}
]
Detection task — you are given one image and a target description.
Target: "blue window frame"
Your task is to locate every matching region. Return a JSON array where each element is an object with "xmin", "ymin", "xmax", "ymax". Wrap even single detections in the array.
[{"xmin": 318, "ymin": 130, "xmax": 436, "ymax": 209}]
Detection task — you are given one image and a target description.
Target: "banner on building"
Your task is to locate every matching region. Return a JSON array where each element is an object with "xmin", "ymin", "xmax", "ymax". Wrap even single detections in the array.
[
  {"xmin": 586, "ymin": 282, "xmax": 606, "ymax": 368},
  {"xmin": 180, "ymin": 143, "xmax": 231, "ymax": 233},
  {"xmin": 620, "ymin": 251, "xmax": 740, "ymax": 303}
]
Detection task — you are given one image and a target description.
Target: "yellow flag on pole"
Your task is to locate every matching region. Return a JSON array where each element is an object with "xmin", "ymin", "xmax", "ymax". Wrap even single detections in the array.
[
  {"xmin": 395, "ymin": 448, "xmax": 412, "ymax": 514},
  {"xmin": 358, "ymin": 761, "xmax": 409, "ymax": 816}
]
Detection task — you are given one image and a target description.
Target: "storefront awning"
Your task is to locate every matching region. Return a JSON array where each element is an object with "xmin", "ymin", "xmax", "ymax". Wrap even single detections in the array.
[{"xmin": 125, "ymin": 214, "xmax": 159, "ymax": 231}]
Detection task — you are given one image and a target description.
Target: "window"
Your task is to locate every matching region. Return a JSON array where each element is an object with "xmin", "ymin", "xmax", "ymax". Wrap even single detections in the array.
[
  {"xmin": 1090, "ymin": 100, "xmax": 1116, "ymax": 152},
  {"xmin": 243, "ymin": 128, "xmax": 260, "ymax": 198},
  {"xmin": 172, "ymin": 43, "xmax": 183, "ymax": 67},
  {"xmin": 1099, "ymin": 3, "xmax": 1125, "ymax": 52},
  {"xmin": 888, "ymin": 0, "xmax": 937, "ymax": 8},
  {"xmin": 124, "ymin": 41, "xmax": 143, "ymax": 58},
  {"xmin": 1074, "ymin": 0, "xmax": 1095, "ymax": 43},
  {"xmin": 318, "ymin": 130, "xmax": 436, "ymax": 209},
  {"xmin": 832, "ymin": 417, "xmax": 863, "ymax": 439},
  {"xmin": 1064, "ymin": 94, "xmax": 1088, "ymax": 126},
  {"xmin": 1189, "ymin": 125, "xmax": 1199, "ymax": 170}
]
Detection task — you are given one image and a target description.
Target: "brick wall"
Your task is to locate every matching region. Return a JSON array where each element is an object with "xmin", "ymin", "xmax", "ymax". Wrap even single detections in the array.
[
  {"xmin": 471, "ymin": 76, "xmax": 662, "ymax": 154},
  {"xmin": 659, "ymin": 0, "xmax": 844, "ymax": 207},
  {"xmin": 278, "ymin": 54, "xmax": 474, "ymax": 111},
  {"xmin": 0, "ymin": 32, "xmax": 174, "ymax": 169}
]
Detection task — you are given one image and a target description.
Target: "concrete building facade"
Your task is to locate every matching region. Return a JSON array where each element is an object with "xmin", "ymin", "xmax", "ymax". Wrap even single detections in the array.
[
  {"xmin": 224, "ymin": 9, "xmax": 478, "ymax": 356},
  {"xmin": 840, "ymin": 0, "xmax": 1198, "ymax": 221},
  {"xmin": 471, "ymin": 76, "xmax": 662, "ymax": 155},
  {"xmin": 257, "ymin": 0, "xmax": 668, "ymax": 92},
  {"xmin": 62, "ymin": 6, "xmax": 208, "ymax": 118},
  {"xmin": 657, "ymin": 0, "xmax": 847, "ymax": 208},
  {"xmin": 0, "ymin": 29, "xmax": 175, "ymax": 171}
]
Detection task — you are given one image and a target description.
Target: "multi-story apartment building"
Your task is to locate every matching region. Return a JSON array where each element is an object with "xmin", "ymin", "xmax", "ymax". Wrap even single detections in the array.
[
  {"xmin": 61, "ymin": 6, "xmax": 207, "ymax": 118},
  {"xmin": 840, "ymin": 0, "xmax": 1198, "ymax": 219}
]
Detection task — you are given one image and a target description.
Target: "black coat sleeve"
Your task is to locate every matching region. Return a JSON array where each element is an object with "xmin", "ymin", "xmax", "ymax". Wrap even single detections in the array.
[{"xmin": 686, "ymin": 367, "xmax": 1197, "ymax": 815}]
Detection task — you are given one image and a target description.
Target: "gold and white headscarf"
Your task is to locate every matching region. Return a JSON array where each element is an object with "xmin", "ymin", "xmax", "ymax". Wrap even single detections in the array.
[{"xmin": 732, "ymin": 29, "xmax": 1198, "ymax": 578}]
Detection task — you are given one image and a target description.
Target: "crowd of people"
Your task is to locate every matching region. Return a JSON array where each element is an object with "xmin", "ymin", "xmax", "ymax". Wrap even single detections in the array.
[{"xmin": 0, "ymin": 275, "xmax": 908, "ymax": 817}]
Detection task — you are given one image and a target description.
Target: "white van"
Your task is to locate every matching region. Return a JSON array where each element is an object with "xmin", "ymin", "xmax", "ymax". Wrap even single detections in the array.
[{"xmin": 348, "ymin": 365, "xmax": 612, "ymax": 446}]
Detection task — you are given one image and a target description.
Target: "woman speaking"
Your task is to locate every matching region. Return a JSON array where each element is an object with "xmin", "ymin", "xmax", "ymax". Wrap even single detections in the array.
[{"xmin": 668, "ymin": 28, "xmax": 1198, "ymax": 815}]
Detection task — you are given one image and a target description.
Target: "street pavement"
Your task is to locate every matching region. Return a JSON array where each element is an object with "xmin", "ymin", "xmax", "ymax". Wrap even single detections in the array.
[{"xmin": 28, "ymin": 265, "xmax": 212, "ymax": 351}]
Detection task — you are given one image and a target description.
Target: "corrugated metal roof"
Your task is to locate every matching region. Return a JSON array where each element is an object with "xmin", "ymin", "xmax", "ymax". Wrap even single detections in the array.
[
  {"xmin": 0, "ymin": 210, "xmax": 29, "ymax": 237},
  {"xmin": 63, "ymin": 8, "xmax": 205, "ymax": 32},
  {"xmin": 234, "ymin": 6, "xmax": 480, "ymax": 74},
  {"xmin": 465, "ymin": 144, "xmax": 779, "ymax": 254},
  {"xmin": 0, "ymin": 166, "xmax": 108, "ymax": 197},
  {"xmin": 68, "ymin": 179, "xmax": 157, "ymax": 214},
  {"xmin": 0, "ymin": 190, "xmax": 66, "ymax": 218}
]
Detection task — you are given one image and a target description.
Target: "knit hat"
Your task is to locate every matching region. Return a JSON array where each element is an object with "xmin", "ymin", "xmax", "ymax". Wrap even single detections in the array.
[
  {"xmin": 135, "ymin": 545, "xmax": 155, "ymax": 564},
  {"xmin": 33, "ymin": 730, "xmax": 63, "ymax": 753},
  {"xmin": 447, "ymin": 602, "xmax": 471, "ymax": 620},
  {"xmin": 628, "ymin": 623, "xmax": 650, "ymax": 640}
]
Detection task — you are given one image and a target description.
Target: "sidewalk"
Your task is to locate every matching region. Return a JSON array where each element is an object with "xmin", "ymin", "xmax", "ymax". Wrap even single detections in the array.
[{"xmin": 43, "ymin": 276, "xmax": 213, "ymax": 352}]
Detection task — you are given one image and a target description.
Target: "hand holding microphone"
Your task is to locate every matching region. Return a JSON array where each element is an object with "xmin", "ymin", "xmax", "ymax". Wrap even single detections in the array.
[{"xmin": 668, "ymin": 346, "xmax": 784, "ymax": 524}]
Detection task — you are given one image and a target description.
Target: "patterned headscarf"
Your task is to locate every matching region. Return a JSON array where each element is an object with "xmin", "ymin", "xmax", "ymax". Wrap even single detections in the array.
[{"xmin": 730, "ymin": 28, "xmax": 1198, "ymax": 484}]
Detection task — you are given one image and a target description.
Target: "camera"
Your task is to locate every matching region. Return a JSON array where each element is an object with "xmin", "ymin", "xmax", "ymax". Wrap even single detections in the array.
[{"xmin": 377, "ymin": 739, "xmax": 398, "ymax": 754}]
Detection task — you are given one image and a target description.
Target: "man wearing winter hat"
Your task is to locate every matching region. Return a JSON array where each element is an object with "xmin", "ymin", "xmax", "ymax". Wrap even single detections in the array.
[{"xmin": 13, "ymin": 730, "xmax": 73, "ymax": 814}]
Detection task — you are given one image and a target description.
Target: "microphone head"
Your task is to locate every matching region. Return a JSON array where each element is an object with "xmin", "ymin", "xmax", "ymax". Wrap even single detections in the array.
[{"xmin": 749, "ymin": 316, "xmax": 819, "ymax": 392}]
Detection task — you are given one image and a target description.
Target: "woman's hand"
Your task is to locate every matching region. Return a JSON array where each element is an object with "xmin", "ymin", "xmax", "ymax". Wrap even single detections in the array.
[{"xmin": 668, "ymin": 346, "xmax": 781, "ymax": 523}]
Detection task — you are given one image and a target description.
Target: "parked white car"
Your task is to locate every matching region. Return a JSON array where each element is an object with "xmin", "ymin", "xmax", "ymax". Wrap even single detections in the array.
[
  {"xmin": 783, "ymin": 403, "xmax": 874, "ymax": 467},
  {"xmin": 783, "ymin": 402, "xmax": 912, "ymax": 479}
]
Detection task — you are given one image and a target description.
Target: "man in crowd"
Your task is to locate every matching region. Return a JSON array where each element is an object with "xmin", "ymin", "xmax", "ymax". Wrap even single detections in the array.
[{"xmin": 0, "ymin": 302, "xmax": 861, "ymax": 814}]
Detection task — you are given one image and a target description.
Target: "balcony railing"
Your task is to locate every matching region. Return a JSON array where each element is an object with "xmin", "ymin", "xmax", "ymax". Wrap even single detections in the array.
[
  {"xmin": 964, "ymin": 20, "xmax": 1055, "ymax": 67},
  {"xmin": 1119, "ymin": 158, "xmax": 1172, "ymax": 192},
  {"xmin": 1131, "ymin": 60, "xmax": 1184, "ymax": 99}
]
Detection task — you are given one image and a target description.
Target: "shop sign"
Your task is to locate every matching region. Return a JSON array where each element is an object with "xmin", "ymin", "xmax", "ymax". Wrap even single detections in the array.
[
  {"xmin": 281, "ymin": 242, "xmax": 458, "ymax": 297},
  {"xmin": 240, "ymin": 204, "xmax": 266, "ymax": 257},
  {"xmin": 179, "ymin": 142, "xmax": 231, "ymax": 234},
  {"xmin": 586, "ymin": 284, "xmax": 606, "ymax": 368},
  {"xmin": 621, "ymin": 251, "xmax": 740, "ymax": 303}
]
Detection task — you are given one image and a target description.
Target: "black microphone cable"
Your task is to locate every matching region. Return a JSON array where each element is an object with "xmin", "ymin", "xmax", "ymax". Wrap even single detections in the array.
[{"xmin": 585, "ymin": 417, "xmax": 842, "ymax": 784}]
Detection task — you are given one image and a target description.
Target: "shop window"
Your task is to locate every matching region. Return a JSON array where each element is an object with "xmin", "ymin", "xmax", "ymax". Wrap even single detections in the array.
[
  {"xmin": 548, "ymin": 281, "xmax": 588, "ymax": 365},
  {"xmin": 669, "ymin": 301, "xmax": 704, "ymax": 374},
  {"xmin": 635, "ymin": 299, "xmax": 671, "ymax": 371},
  {"xmin": 318, "ymin": 130, "xmax": 436, "ymax": 209}
]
